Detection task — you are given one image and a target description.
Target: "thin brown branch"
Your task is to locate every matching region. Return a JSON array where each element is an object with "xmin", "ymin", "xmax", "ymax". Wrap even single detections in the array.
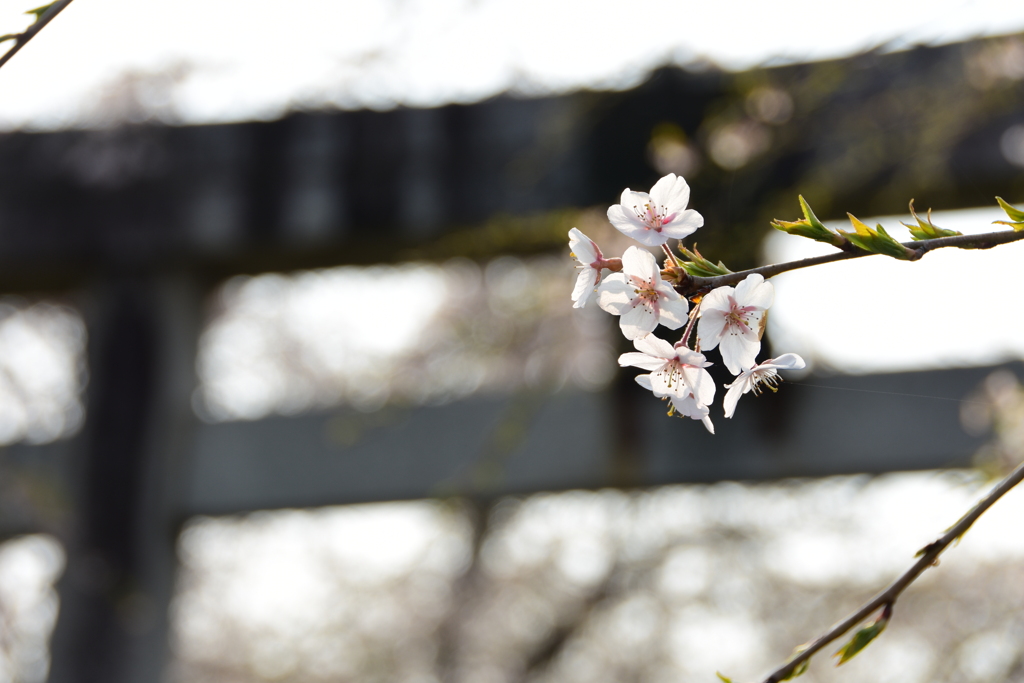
[
  {"xmin": 0, "ymin": 0, "xmax": 74, "ymax": 71},
  {"xmin": 678, "ymin": 228, "xmax": 1024, "ymax": 297},
  {"xmin": 758, "ymin": 458, "xmax": 1024, "ymax": 683}
]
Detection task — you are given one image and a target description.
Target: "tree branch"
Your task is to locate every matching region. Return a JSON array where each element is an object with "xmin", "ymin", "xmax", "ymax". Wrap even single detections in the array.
[
  {"xmin": 678, "ymin": 228, "xmax": 1024, "ymax": 297},
  {"xmin": 758, "ymin": 458, "xmax": 1024, "ymax": 683},
  {"xmin": 0, "ymin": 0, "xmax": 74, "ymax": 72}
]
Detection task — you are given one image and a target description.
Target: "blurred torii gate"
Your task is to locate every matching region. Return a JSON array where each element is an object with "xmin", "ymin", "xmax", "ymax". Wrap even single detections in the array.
[{"xmin": 0, "ymin": 35, "xmax": 1022, "ymax": 683}]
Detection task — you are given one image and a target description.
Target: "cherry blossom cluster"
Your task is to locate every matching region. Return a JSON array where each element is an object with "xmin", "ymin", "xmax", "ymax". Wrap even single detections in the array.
[{"xmin": 569, "ymin": 173, "xmax": 804, "ymax": 433}]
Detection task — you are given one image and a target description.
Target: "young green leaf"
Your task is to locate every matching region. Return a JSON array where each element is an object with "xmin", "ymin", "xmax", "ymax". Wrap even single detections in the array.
[
  {"xmin": 901, "ymin": 199, "xmax": 960, "ymax": 240},
  {"xmin": 781, "ymin": 659, "xmax": 810, "ymax": 680},
  {"xmin": 833, "ymin": 607, "xmax": 891, "ymax": 666},
  {"xmin": 770, "ymin": 196, "xmax": 846, "ymax": 248},
  {"xmin": 716, "ymin": 673, "xmax": 734, "ymax": 683},
  {"xmin": 839, "ymin": 214, "xmax": 917, "ymax": 260},
  {"xmin": 994, "ymin": 197, "xmax": 1024, "ymax": 231},
  {"xmin": 24, "ymin": 3, "xmax": 56, "ymax": 20},
  {"xmin": 678, "ymin": 244, "xmax": 732, "ymax": 277}
]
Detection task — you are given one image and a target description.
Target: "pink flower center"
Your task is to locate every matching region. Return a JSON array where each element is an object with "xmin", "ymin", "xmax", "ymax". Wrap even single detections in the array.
[
  {"xmin": 633, "ymin": 202, "xmax": 676, "ymax": 231},
  {"xmin": 658, "ymin": 358, "xmax": 696, "ymax": 391},
  {"xmin": 630, "ymin": 276, "xmax": 660, "ymax": 304},
  {"xmin": 725, "ymin": 297, "xmax": 757, "ymax": 333}
]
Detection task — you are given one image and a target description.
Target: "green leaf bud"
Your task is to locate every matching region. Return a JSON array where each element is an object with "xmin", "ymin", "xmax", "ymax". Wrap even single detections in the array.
[
  {"xmin": 833, "ymin": 606, "xmax": 891, "ymax": 666},
  {"xmin": 994, "ymin": 197, "xmax": 1024, "ymax": 231},
  {"xmin": 770, "ymin": 196, "xmax": 846, "ymax": 248},
  {"xmin": 677, "ymin": 244, "xmax": 732, "ymax": 277},
  {"xmin": 839, "ymin": 214, "xmax": 918, "ymax": 260},
  {"xmin": 901, "ymin": 200, "xmax": 960, "ymax": 240}
]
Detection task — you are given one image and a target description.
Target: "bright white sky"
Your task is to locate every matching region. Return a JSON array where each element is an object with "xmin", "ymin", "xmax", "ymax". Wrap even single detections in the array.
[
  {"xmin": 1, "ymin": 0, "xmax": 1024, "ymax": 128},
  {"xmin": 764, "ymin": 206, "xmax": 1024, "ymax": 374}
]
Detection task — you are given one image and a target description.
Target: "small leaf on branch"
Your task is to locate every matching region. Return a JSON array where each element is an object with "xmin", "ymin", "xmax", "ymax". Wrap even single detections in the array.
[
  {"xmin": 994, "ymin": 197, "xmax": 1024, "ymax": 231},
  {"xmin": 833, "ymin": 607, "xmax": 891, "ymax": 666},
  {"xmin": 0, "ymin": 33, "xmax": 21, "ymax": 44},
  {"xmin": 716, "ymin": 673, "xmax": 734, "ymax": 683},
  {"xmin": 771, "ymin": 196, "xmax": 847, "ymax": 248},
  {"xmin": 778, "ymin": 643, "xmax": 812, "ymax": 680},
  {"xmin": 901, "ymin": 199, "xmax": 960, "ymax": 240},
  {"xmin": 839, "ymin": 214, "xmax": 918, "ymax": 260},
  {"xmin": 677, "ymin": 243, "xmax": 732, "ymax": 277},
  {"xmin": 24, "ymin": 2, "xmax": 56, "ymax": 20},
  {"xmin": 781, "ymin": 659, "xmax": 810, "ymax": 680}
]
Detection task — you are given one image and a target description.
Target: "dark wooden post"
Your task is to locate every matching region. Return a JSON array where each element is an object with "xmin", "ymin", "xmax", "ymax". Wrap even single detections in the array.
[{"xmin": 48, "ymin": 276, "xmax": 203, "ymax": 683}]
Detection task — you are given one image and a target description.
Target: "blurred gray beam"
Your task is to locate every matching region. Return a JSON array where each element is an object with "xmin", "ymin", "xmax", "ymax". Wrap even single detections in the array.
[{"xmin": 182, "ymin": 363, "xmax": 1012, "ymax": 517}]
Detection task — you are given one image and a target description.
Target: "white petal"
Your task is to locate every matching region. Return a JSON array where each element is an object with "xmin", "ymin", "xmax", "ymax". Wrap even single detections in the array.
[
  {"xmin": 720, "ymin": 333, "xmax": 760, "ymax": 375},
  {"xmin": 596, "ymin": 274, "xmax": 633, "ymax": 315},
  {"xmin": 620, "ymin": 189, "xmax": 651, "ymax": 212},
  {"xmin": 619, "ymin": 302, "xmax": 658, "ymax": 339},
  {"xmin": 635, "ymin": 374, "xmax": 654, "ymax": 392},
  {"xmin": 769, "ymin": 353, "xmax": 806, "ymax": 371},
  {"xmin": 657, "ymin": 296, "xmax": 688, "ymax": 329},
  {"xmin": 683, "ymin": 366, "xmax": 716, "ymax": 406},
  {"xmin": 572, "ymin": 268, "xmax": 598, "ymax": 308},
  {"xmin": 696, "ymin": 310, "xmax": 727, "ymax": 350},
  {"xmin": 607, "ymin": 203, "xmax": 639, "ymax": 231},
  {"xmin": 618, "ymin": 352, "xmax": 668, "ymax": 372},
  {"xmin": 675, "ymin": 348, "xmax": 710, "ymax": 368},
  {"xmin": 608, "ymin": 214, "xmax": 663, "ymax": 246},
  {"xmin": 700, "ymin": 286, "xmax": 734, "ymax": 313},
  {"xmin": 621, "ymin": 246, "xmax": 659, "ymax": 281},
  {"xmin": 661, "ymin": 210, "xmax": 704, "ymax": 239},
  {"xmin": 723, "ymin": 380, "xmax": 747, "ymax": 418},
  {"xmin": 701, "ymin": 414, "xmax": 715, "ymax": 434},
  {"xmin": 669, "ymin": 393, "xmax": 712, "ymax": 431},
  {"xmin": 735, "ymin": 274, "xmax": 774, "ymax": 309},
  {"xmin": 649, "ymin": 174, "xmax": 690, "ymax": 212},
  {"xmin": 626, "ymin": 228, "xmax": 669, "ymax": 247},
  {"xmin": 633, "ymin": 334, "xmax": 676, "ymax": 359},
  {"xmin": 568, "ymin": 228, "xmax": 597, "ymax": 263}
]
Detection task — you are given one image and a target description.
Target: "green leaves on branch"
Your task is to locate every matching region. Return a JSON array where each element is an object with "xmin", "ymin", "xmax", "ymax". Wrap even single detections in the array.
[
  {"xmin": 0, "ymin": 2, "xmax": 58, "ymax": 47},
  {"xmin": 677, "ymin": 244, "xmax": 732, "ymax": 277},
  {"xmin": 833, "ymin": 605, "xmax": 891, "ymax": 666},
  {"xmin": 995, "ymin": 197, "xmax": 1024, "ymax": 231},
  {"xmin": 771, "ymin": 196, "xmax": 846, "ymax": 248},
  {"xmin": 839, "ymin": 214, "xmax": 918, "ymax": 260},
  {"xmin": 901, "ymin": 200, "xmax": 960, "ymax": 240},
  {"xmin": 24, "ymin": 3, "xmax": 56, "ymax": 21}
]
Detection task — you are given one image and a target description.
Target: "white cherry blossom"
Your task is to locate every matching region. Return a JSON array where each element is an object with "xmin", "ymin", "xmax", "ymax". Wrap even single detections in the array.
[
  {"xmin": 619, "ymin": 335, "xmax": 716, "ymax": 431},
  {"xmin": 607, "ymin": 173, "xmax": 704, "ymax": 247},
  {"xmin": 638, "ymin": 374, "xmax": 715, "ymax": 433},
  {"xmin": 568, "ymin": 228, "xmax": 613, "ymax": 308},
  {"xmin": 723, "ymin": 353, "xmax": 806, "ymax": 418},
  {"xmin": 597, "ymin": 246, "xmax": 688, "ymax": 339},
  {"xmin": 697, "ymin": 273, "xmax": 774, "ymax": 375}
]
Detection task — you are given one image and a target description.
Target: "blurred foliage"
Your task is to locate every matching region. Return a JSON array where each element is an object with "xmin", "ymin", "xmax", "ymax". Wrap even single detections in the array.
[{"xmin": 169, "ymin": 473, "xmax": 1024, "ymax": 683}]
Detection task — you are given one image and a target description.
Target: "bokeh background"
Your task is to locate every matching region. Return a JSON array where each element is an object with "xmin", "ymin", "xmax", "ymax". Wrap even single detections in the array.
[{"xmin": 1, "ymin": 2, "xmax": 1024, "ymax": 682}]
